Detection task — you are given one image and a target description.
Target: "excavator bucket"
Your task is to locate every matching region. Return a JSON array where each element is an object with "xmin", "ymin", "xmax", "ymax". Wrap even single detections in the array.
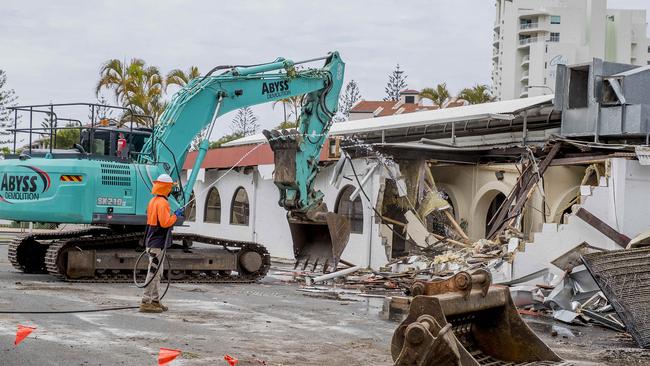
[
  {"xmin": 288, "ymin": 212, "xmax": 350, "ymax": 272},
  {"xmin": 391, "ymin": 270, "xmax": 568, "ymax": 366},
  {"xmin": 263, "ymin": 128, "xmax": 351, "ymax": 272}
]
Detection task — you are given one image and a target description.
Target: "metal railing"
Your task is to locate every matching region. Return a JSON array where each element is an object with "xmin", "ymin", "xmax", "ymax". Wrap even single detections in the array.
[
  {"xmin": 518, "ymin": 37, "xmax": 538, "ymax": 46},
  {"xmin": 520, "ymin": 22, "xmax": 539, "ymax": 30},
  {"xmin": 7, "ymin": 103, "xmax": 154, "ymax": 159}
]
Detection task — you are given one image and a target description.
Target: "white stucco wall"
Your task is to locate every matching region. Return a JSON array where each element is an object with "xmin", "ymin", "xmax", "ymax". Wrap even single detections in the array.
[
  {"xmin": 179, "ymin": 158, "xmax": 390, "ymax": 269},
  {"xmin": 580, "ymin": 158, "xmax": 650, "ymax": 238}
]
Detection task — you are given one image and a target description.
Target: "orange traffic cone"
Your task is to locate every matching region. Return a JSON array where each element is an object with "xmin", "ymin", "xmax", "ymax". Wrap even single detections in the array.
[
  {"xmin": 14, "ymin": 325, "xmax": 36, "ymax": 346},
  {"xmin": 224, "ymin": 354, "xmax": 239, "ymax": 366},
  {"xmin": 158, "ymin": 347, "xmax": 181, "ymax": 366}
]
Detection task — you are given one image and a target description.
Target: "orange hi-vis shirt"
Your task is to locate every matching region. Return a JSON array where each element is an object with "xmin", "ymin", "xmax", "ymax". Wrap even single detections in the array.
[
  {"xmin": 146, "ymin": 196, "xmax": 177, "ymax": 228},
  {"xmin": 145, "ymin": 181, "xmax": 177, "ymax": 248},
  {"xmin": 147, "ymin": 180, "xmax": 177, "ymax": 227}
]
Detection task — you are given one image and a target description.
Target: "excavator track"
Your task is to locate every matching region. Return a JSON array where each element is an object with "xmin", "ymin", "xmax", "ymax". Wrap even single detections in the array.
[
  {"xmin": 44, "ymin": 231, "xmax": 271, "ymax": 283},
  {"xmin": 8, "ymin": 228, "xmax": 111, "ymax": 273}
]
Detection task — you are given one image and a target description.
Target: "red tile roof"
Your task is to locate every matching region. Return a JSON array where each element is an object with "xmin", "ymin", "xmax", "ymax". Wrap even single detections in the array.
[
  {"xmin": 350, "ymin": 100, "xmax": 438, "ymax": 117},
  {"xmin": 183, "ymin": 139, "xmax": 333, "ymax": 170},
  {"xmin": 401, "ymin": 89, "xmax": 420, "ymax": 94}
]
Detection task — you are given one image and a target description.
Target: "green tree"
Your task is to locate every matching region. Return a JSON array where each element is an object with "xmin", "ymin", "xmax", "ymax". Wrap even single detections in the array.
[
  {"xmin": 384, "ymin": 64, "xmax": 407, "ymax": 101},
  {"xmin": 419, "ymin": 83, "xmax": 450, "ymax": 108},
  {"xmin": 457, "ymin": 84, "xmax": 494, "ymax": 105},
  {"xmin": 272, "ymin": 96, "xmax": 303, "ymax": 126},
  {"xmin": 165, "ymin": 66, "xmax": 200, "ymax": 91},
  {"xmin": 230, "ymin": 107, "xmax": 259, "ymax": 136},
  {"xmin": 124, "ymin": 64, "xmax": 165, "ymax": 126},
  {"xmin": 95, "ymin": 58, "xmax": 145, "ymax": 104},
  {"xmin": 96, "ymin": 59, "xmax": 165, "ymax": 127},
  {"xmin": 208, "ymin": 132, "xmax": 245, "ymax": 149},
  {"xmin": 0, "ymin": 70, "xmax": 18, "ymax": 146},
  {"xmin": 55, "ymin": 124, "xmax": 81, "ymax": 149},
  {"xmin": 338, "ymin": 80, "xmax": 362, "ymax": 119},
  {"xmin": 275, "ymin": 120, "xmax": 298, "ymax": 129},
  {"xmin": 41, "ymin": 109, "xmax": 55, "ymax": 139}
]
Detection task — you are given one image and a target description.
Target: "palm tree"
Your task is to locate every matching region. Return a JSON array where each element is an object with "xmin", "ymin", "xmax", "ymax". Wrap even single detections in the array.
[
  {"xmin": 272, "ymin": 96, "xmax": 303, "ymax": 125},
  {"xmin": 457, "ymin": 84, "xmax": 494, "ymax": 105},
  {"xmin": 124, "ymin": 65, "xmax": 166, "ymax": 127},
  {"xmin": 96, "ymin": 59, "xmax": 166, "ymax": 127},
  {"xmin": 419, "ymin": 83, "xmax": 450, "ymax": 108},
  {"xmin": 272, "ymin": 98, "xmax": 290, "ymax": 124},
  {"xmin": 95, "ymin": 58, "xmax": 145, "ymax": 104},
  {"xmin": 165, "ymin": 66, "xmax": 201, "ymax": 91}
]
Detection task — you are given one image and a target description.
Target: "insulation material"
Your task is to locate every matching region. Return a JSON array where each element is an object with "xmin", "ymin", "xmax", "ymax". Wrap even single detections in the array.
[{"xmin": 417, "ymin": 189, "xmax": 451, "ymax": 219}]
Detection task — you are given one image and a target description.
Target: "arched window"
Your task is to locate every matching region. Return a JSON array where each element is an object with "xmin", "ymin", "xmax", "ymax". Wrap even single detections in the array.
[
  {"xmin": 186, "ymin": 192, "xmax": 196, "ymax": 222},
  {"xmin": 204, "ymin": 187, "xmax": 221, "ymax": 223},
  {"xmin": 485, "ymin": 192, "xmax": 506, "ymax": 235},
  {"xmin": 230, "ymin": 187, "xmax": 249, "ymax": 225},
  {"xmin": 335, "ymin": 185, "xmax": 363, "ymax": 234}
]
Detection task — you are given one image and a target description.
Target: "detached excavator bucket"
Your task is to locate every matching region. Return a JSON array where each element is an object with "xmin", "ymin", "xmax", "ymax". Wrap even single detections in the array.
[
  {"xmin": 392, "ymin": 270, "xmax": 568, "ymax": 366},
  {"xmin": 288, "ymin": 212, "xmax": 350, "ymax": 272}
]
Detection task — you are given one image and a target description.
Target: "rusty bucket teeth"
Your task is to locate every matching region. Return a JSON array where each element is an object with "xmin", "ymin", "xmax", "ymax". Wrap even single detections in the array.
[
  {"xmin": 288, "ymin": 212, "xmax": 351, "ymax": 274},
  {"xmin": 294, "ymin": 256, "xmax": 337, "ymax": 274}
]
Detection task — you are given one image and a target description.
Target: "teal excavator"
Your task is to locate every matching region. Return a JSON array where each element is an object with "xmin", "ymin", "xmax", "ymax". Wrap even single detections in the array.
[{"xmin": 2, "ymin": 52, "xmax": 350, "ymax": 282}]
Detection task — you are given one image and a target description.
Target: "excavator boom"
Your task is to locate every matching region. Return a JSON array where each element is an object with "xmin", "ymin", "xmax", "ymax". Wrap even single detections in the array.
[{"xmin": 0, "ymin": 52, "xmax": 349, "ymax": 281}]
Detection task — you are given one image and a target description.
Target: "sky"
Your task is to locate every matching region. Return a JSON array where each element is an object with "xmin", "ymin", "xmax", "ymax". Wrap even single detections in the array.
[{"xmin": 1, "ymin": 0, "xmax": 649, "ymax": 141}]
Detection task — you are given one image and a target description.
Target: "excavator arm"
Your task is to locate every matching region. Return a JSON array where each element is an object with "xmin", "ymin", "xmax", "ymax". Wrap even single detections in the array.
[{"xmin": 139, "ymin": 52, "xmax": 349, "ymax": 271}]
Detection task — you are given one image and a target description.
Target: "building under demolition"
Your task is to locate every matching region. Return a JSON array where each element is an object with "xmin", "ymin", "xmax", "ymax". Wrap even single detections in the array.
[{"xmin": 179, "ymin": 58, "xmax": 650, "ymax": 285}]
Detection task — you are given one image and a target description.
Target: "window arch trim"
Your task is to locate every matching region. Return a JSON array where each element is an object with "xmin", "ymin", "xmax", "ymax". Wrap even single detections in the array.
[
  {"xmin": 335, "ymin": 185, "xmax": 364, "ymax": 234},
  {"xmin": 230, "ymin": 186, "xmax": 250, "ymax": 226},
  {"xmin": 204, "ymin": 187, "xmax": 221, "ymax": 223}
]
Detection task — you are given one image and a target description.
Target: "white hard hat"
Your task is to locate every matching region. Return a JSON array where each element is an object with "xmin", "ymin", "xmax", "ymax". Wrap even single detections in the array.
[{"xmin": 155, "ymin": 173, "xmax": 174, "ymax": 183}]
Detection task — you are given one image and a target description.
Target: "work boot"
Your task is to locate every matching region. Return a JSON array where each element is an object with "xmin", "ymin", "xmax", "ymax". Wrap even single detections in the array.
[
  {"xmin": 139, "ymin": 301, "xmax": 163, "ymax": 313},
  {"xmin": 152, "ymin": 301, "xmax": 168, "ymax": 312}
]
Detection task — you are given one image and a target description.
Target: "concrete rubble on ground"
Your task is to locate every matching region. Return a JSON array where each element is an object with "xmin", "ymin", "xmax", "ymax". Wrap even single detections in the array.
[{"xmin": 285, "ymin": 143, "xmax": 650, "ymax": 353}]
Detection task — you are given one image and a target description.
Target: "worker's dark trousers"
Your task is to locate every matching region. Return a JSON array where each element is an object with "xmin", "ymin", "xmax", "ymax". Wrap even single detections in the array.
[{"xmin": 142, "ymin": 248, "xmax": 163, "ymax": 303}]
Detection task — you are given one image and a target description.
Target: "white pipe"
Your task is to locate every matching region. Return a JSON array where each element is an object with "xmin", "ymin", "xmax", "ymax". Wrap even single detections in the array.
[{"xmin": 307, "ymin": 265, "xmax": 361, "ymax": 285}]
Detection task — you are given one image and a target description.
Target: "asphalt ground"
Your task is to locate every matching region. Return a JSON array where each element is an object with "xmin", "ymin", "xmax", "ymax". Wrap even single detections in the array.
[
  {"xmin": 0, "ymin": 244, "xmax": 394, "ymax": 365},
  {"xmin": 1, "ymin": 242, "xmax": 650, "ymax": 365}
]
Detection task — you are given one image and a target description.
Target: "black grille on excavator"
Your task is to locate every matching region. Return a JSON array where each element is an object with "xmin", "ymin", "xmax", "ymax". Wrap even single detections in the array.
[{"xmin": 100, "ymin": 163, "xmax": 131, "ymax": 186}]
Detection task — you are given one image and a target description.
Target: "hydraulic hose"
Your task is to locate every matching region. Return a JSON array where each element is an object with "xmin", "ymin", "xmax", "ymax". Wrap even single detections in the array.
[
  {"xmin": 132, "ymin": 247, "xmax": 171, "ymax": 300},
  {"xmin": 0, "ymin": 306, "xmax": 138, "ymax": 314},
  {"xmin": 132, "ymin": 230, "xmax": 172, "ymax": 300}
]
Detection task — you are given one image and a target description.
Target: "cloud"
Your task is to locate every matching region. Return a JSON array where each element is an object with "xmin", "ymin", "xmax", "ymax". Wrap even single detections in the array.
[{"xmin": 0, "ymin": 0, "xmax": 647, "ymax": 138}]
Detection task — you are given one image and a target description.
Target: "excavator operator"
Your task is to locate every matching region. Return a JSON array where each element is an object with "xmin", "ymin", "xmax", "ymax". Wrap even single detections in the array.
[{"xmin": 139, "ymin": 173, "xmax": 184, "ymax": 313}]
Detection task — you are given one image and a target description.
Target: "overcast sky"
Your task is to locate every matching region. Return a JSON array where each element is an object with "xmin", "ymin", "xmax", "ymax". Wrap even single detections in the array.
[{"xmin": 1, "ymin": 0, "xmax": 649, "ymax": 140}]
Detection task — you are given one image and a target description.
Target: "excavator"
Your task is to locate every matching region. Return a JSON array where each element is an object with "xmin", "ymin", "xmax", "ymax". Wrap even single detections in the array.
[{"xmin": 2, "ymin": 52, "xmax": 350, "ymax": 282}]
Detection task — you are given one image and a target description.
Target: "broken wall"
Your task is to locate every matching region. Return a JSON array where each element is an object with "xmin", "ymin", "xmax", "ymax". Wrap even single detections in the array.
[
  {"xmin": 513, "ymin": 158, "xmax": 650, "ymax": 281},
  {"xmin": 430, "ymin": 164, "xmax": 585, "ymax": 240},
  {"xmin": 581, "ymin": 158, "xmax": 650, "ymax": 238}
]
